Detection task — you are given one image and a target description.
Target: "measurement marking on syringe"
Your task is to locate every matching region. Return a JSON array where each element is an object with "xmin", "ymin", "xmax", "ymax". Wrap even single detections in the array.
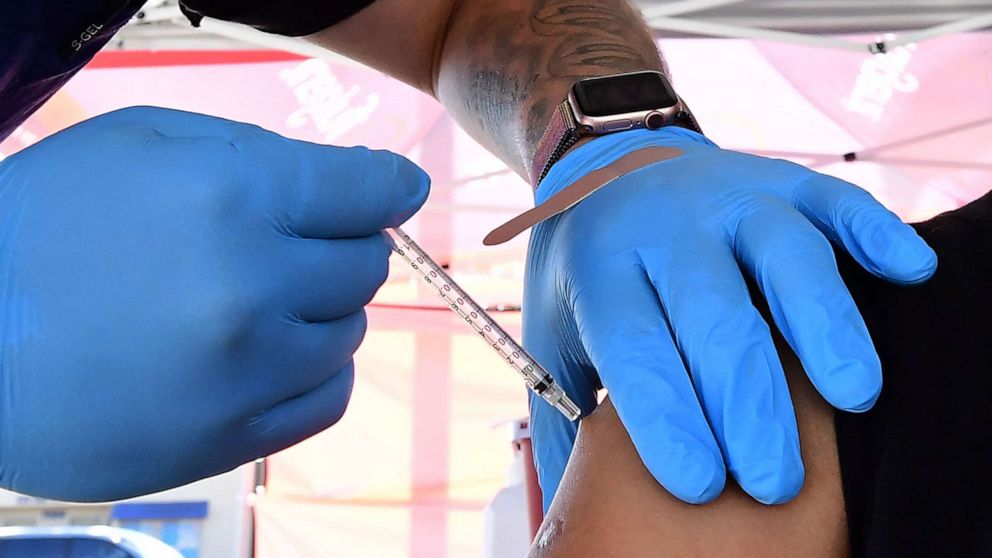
[{"xmin": 385, "ymin": 227, "xmax": 581, "ymax": 421}]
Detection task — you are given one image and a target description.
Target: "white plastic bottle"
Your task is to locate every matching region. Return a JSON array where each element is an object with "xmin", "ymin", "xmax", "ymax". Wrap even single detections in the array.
[{"xmin": 483, "ymin": 419, "xmax": 534, "ymax": 558}]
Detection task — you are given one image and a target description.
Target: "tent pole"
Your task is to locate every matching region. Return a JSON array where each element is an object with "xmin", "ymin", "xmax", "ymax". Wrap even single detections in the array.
[
  {"xmin": 885, "ymin": 12, "xmax": 992, "ymax": 48},
  {"xmin": 640, "ymin": 0, "xmax": 743, "ymax": 19},
  {"xmin": 856, "ymin": 116, "xmax": 992, "ymax": 159},
  {"xmin": 646, "ymin": 16, "xmax": 868, "ymax": 51}
]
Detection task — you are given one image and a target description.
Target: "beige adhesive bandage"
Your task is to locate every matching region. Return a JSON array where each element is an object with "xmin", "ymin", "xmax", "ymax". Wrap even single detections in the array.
[{"xmin": 484, "ymin": 146, "xmax": 684, "ymax": 246}]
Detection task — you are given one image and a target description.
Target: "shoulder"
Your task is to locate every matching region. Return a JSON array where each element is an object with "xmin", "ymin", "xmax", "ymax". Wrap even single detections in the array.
[
  {"xmin": 915, "ymin": 190, "xmax": 992, "ymax": 278},
  {"xmin": 835, "ymin": 188, "xmax": 992, "ymax": 557}
]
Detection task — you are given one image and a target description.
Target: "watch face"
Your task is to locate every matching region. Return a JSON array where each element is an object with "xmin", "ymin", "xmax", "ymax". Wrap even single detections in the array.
[{"xmin": 572, "ymin": 72, "xmax": 678, "ymax": 117}]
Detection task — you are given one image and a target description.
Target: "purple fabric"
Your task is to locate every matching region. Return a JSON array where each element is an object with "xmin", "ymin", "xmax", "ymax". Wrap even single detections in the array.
[{"xmin": 0, "ymin": 1, "xmax": 143, "ymax": 141}]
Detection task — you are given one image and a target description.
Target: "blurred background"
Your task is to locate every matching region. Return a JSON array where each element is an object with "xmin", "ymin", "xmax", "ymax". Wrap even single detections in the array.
[{"xmin": 0, "ymin": 1, "xmax": 990, "ymax": 556}]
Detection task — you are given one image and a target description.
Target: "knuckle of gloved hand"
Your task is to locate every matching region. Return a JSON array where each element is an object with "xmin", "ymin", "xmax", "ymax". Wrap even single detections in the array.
[
  {"xmin": 327, "ymin": 388, "xmax": 353, "ymax": 425},
  {"xmin": 755, "ymin": 232, "xmax": 833, "ymax": 273},
  {"xmin": 111, "ymin": 105, "xmax": 162, "ymax": 118},
  {"xmin": 98, "ymin": 105, "xmax": 162, "ymax": 127},
  {"xmin": 188, "ymin": 157, "xmax": 255, "ymax": 221},
  {"xmin": 344, "ymin": 310, "xmax": 370, "ymax": 346},
  {"xmin": 353, "ymin": 258, "xmax": 390, "ymax": 309},
  {"xmin": 761, "ymin": 157, "xmax": 814, "ymax": 190},
  {"xmin": 369, "ymin": 243, "xmax": 391, "ymax": 293},
  {"xmin": 330, "ymin": 313, "xmax": 368, "ymax": 364},
  {"xmin": 223, "ymin": 123, "xmax": 280, "ymax": 157},
  {"xmin": 196, "ymin": 289, "xmax": 264, "ymax": 353},
  {"xmin": 590, "ymin": 319, "xmax": 665, "ymax": 365},
  {"xmin": 835, "ymin": 190, "xmax": 880, "ymax": 231},
  {"xmin": 693, "ymin": 305, "xmax": 762, "ymax": 355},
  {"xmin": 688, "ymin": 281, "xmax": 753, "ymax": 335},
  {"xmin": 95, "ymin": 107, "xmax": 176, "ymax": 140}
]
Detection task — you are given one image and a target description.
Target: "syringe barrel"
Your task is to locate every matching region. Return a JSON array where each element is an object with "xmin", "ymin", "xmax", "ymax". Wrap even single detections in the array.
[{"xmin": 385, "ymin": 227, "xmax": 577, "ymax": 421}]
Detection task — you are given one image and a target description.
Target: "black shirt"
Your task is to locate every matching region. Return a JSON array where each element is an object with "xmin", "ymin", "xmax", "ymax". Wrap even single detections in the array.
[
  {"xmin": 179, "ymin": 0, "xmax": 376, "ymax": 36},
  {"xmin": 0, "ymin": 0, "xmax": 376, "ymax": 141},
  {"xmin": 834, "ymin": 190, "xmax": 992, "ymax": 557}
]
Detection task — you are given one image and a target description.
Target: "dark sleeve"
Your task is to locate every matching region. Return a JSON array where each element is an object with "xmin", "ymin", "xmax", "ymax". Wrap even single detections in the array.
[
  {"xmin": 178, "ymin": 0, "xmax": 377, "ymax": 37},
  {"xmin": 0, "ymin": 1, "xmax": 144, "ymax": 141},
  {"xmin": 833, "ymin": 190, "xmax": 992, "ymax": 557}
]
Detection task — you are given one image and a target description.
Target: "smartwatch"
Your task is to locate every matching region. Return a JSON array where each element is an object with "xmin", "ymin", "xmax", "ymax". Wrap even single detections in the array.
[{"xmin": 530, "ymin": 70, "xmax": 703, "ymax": 186}]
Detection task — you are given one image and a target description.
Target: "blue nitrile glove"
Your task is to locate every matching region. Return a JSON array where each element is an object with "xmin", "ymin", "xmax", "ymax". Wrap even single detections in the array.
[
  {"xmin": 526, "ymin": 127, "xmax": 936, "ymax": 510},
  {"xmin": 0, "ymin": 106, "xmax": 429, "ymax": 502}
]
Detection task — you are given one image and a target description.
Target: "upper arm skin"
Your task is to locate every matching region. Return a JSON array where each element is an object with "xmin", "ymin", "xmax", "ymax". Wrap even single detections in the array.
[
  {"xmin": 531, "ymin": 338, "xmax": 849, "ymax": 558},
  {"xmin": 304, "ymin": 0, "xmax": 455, "ymax": 95}
]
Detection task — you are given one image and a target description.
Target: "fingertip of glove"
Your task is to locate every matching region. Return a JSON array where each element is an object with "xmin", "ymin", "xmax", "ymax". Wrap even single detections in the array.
[
  {"xmin": 380, "ymin": 151, "xmax": 431, "ymax": 226},
  {"xmin": 843, "ymin": 388, "xmax": 880, "ymax": 413},
  {"xmin": 870, "ymin": 224, "xmax": 939, "ymax": 284},
  {"xmin": 669, "ymin": 450, "xmax": 727, "ymax": 504},
  {"xmin": 891, "ymin": 241, "xmax": 938, "ymax": 284},
  {"xmin": 824, "ymin": 361, "xmax": 882, "ymax": 413},
  {"xmin": 737, "ymin": 447, "xmax": 806, "ymax": 505},
  {"xmin": 749, "ymin": 470, "xmax": 805, "ymax": 505}
]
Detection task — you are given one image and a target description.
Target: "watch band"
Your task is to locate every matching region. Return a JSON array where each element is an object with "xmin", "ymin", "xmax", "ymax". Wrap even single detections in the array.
[
  {"xmin": 529, "ymin": 97, "xmax": 703, "ymax": 189},
  {"xmin": 530, "ymin": 101, "xmax": 582, "ymax": 187}
]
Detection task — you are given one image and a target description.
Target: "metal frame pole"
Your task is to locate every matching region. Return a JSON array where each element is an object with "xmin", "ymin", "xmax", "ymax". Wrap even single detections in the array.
[
  {"xmin": 885, "ymin": 12, "xmax": 992, "ymax": 48},
  {"xmin": 646, "ymin": 16, "xmax": 868, "ymax": 51},
  {"xmin": 640, "ymin": 0, "xmax": 743, "ymax": 19}
]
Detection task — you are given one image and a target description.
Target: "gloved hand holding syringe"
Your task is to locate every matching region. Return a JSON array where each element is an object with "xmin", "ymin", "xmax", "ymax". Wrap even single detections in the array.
[{"xmin": 385, "ymin": 228, "xmax": 581, "ymax": 421}]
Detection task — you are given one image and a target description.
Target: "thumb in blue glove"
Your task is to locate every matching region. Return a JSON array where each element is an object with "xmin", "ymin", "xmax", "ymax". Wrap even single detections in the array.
[
  {"xmin": 526, "ymin": 127, "xmax": 936, "ymax": 511},
  {"xmin": 0, "ymin": 106, "xmax": 429, "ymax": 501}
]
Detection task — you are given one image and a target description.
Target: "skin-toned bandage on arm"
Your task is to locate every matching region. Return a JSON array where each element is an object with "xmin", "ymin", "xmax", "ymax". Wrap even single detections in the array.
[
  {"xmin": 531, "ymin": 335, "xmax": 849, "ymax": 558},
  {"xmin": 484, "ymin": 146, "xmax": 683, "ymax": 245}
]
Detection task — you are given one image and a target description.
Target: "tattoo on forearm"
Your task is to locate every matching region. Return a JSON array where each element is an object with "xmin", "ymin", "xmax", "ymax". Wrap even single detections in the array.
[
  {"xmin": 531, "ymin": 0, "xmax": 660, "ymax": 78},
  {"xmin": 437, "ymin": 0, "xmax": 665, "ymax": 177}
]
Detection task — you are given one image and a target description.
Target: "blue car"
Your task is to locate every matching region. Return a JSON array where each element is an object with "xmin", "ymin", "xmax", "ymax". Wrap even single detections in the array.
[{"xmin": 0, "ymin": 526, "xmax": 183, "ymax": 558}]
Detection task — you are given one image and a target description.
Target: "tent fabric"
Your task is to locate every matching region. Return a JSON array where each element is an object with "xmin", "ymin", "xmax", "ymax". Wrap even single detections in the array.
[{"xmin": 1, "ymin": 33, "xmax": 990, "ymax": 557}]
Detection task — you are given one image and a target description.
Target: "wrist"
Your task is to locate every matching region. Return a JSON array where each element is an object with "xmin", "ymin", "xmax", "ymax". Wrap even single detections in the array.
[{"xmin": 536, "ymin": 127, "xmax": 717, "ymax": 204}]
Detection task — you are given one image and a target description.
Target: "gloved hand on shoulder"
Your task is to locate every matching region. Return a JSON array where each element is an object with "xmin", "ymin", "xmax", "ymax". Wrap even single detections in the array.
[{"xmin": 525, "ymin": 127, "xmax": 936, "ymax": 510}]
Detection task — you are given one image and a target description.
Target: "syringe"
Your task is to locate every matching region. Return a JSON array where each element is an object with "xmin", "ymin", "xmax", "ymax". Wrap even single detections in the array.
[{"xmin": 385, "ymin": 227, "xmax": 581, "ymax": 422}]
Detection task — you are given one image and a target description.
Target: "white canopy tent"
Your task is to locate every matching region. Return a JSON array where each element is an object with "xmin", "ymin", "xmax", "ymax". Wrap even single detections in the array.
[{"xmin": 114, "ymin": 0, "xmax": 992, "ymax": 56}]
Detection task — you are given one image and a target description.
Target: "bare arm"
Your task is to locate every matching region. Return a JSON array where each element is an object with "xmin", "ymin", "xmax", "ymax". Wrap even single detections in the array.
[
  {"xmin": 531, "ymin": 345, "xmax": 848, "ymax": 557},
  {"xmin": 307, "ymin": 0, "xmax": 664, "ymax": 177}
]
